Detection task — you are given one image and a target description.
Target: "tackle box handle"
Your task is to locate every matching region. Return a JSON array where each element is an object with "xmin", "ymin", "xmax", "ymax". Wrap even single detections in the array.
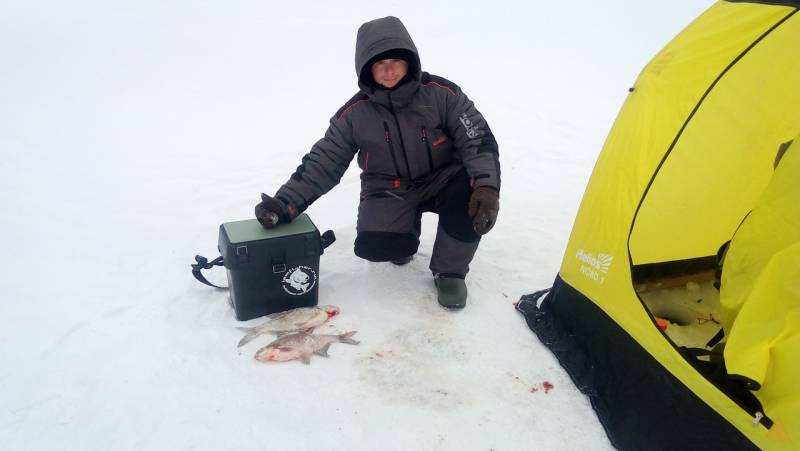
[
  {"xmin": 190, "ymin": 230, "xmax": 336, "ymax": 289},
  {"xmin": 191, "ymin": 255, "xmax": 228, "ymax": 289}
]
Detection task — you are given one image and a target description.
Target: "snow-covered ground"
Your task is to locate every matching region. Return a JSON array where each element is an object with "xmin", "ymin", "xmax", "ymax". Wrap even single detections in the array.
[{"xmin": 1, "ymin": 1, "xmax": 711, "ymax": 450}]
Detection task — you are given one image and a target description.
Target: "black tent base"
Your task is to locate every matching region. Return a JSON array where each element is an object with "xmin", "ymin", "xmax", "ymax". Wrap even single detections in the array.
[{"xmin": 516, "ymin": 275, "xmax": 757, "ymax": 451}]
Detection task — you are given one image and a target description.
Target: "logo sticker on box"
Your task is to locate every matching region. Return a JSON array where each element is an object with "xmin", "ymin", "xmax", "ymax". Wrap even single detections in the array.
[{"xmin": 281, "ymin": 266, "xmax": 317, "ymax": 295}]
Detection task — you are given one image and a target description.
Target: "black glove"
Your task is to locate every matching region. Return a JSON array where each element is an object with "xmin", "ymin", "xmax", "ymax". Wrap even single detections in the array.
[
  {"xmin": 254, "ymin": 193, "xmax": 288, "ymax": 228},
  {"xmin": 468, "ymin": 187, "xmax": 499, "ymax": 235}
]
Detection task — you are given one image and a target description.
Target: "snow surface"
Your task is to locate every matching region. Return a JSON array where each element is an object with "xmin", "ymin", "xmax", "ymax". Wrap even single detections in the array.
[{"xmin": 1, "ymin": 1, "xmax": 711, "ymax": 450}]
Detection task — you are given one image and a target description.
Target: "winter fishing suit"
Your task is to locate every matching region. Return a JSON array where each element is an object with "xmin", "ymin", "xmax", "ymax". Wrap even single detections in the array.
[{"xmin": 273, "ymin": 16, "xmax": 500, "ymax": 277}]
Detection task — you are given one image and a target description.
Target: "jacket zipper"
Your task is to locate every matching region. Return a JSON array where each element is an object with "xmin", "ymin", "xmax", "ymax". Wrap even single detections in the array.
[
  {"xmin": 421, "ymin": 126, "xmax": 434, "ymax": 173},
  {"xmin": 387, "ymin": 93, "xmax": 413, "ymax": 179},
  {"xmin": 382, "ymin": 121, "xmax": 402, "ymax": 179}
]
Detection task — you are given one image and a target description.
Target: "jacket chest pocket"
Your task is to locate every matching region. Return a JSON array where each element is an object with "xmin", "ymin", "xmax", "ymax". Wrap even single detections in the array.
[
  {"xmin": 357, "ymin": 137, "xmax": 399, "ymax": 177},
  {"xmin": 420, "ymin": 125, "xmax": 454, "ymax": 172}
]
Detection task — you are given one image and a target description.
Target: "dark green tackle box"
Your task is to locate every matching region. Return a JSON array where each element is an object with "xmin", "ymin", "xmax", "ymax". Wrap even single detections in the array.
[{"xmin": 218, "ymin": 214, "xmax": 334, "ymax": 321}]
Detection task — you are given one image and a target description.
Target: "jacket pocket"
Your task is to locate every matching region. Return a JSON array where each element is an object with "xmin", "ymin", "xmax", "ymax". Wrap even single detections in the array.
[
  {"xmin": 423, "ymin": 126, "xmax": 454, "ymax": 170},
  {"xmin": 420, "ymin": 126, "xmax": 434, "ymax": 173},
  {"xmin": 357, "ymin": 139, "xmax": 400, "ymax": 179}
]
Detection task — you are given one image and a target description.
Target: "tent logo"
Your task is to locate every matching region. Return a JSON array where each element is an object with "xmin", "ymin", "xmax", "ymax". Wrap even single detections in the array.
[{"xmin": 576, "ymin": 249, "xmax": 613, "ymax": 283}]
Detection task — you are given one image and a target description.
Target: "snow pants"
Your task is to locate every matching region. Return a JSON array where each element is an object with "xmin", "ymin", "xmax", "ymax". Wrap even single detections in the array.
[{"xmin": 354, "ymin": 164, "xmax": 480, "ymax": 278}]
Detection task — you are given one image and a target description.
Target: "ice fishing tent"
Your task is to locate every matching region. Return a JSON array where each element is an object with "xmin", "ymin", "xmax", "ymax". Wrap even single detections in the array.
[{"xmin": 516, "ymin": 1, "xmax": 800, "ymax": 449}]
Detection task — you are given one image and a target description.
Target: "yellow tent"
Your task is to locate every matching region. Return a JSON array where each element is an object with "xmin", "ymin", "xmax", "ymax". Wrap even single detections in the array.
[
  {"xmin": 721, "ymin": 135, "xmax": 799, "ymax": 428},
  {"xmin": 517, "ymin": 1, "xmax": 799, "ymax": 449}
]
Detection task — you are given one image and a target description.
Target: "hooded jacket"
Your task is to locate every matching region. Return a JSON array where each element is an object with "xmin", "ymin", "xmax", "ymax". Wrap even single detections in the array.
[{"xmin": 275, "ymin": 16, "xmax": 500, "ymax": 216}]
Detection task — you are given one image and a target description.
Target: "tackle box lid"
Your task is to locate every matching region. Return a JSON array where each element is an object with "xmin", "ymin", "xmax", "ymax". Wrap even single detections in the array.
[{"xmin": 221, "ymin": 214, "xmax": 318, "ymax": 245}]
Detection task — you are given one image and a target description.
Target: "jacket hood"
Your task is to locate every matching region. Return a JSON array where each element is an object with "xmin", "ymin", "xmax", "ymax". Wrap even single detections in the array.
[{"xmin": 355, "ymin": 16, "xmax": 421, "ymax": 106}]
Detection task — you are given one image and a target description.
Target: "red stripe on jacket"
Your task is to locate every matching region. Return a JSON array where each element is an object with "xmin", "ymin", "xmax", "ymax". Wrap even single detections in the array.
[
  {"xmin": 422, "ymin": 81, "xmax": 456, "ymax": 96},
  {"xmin": 338, "ymin": 99, "xmax": 369, "ymax": 120}
]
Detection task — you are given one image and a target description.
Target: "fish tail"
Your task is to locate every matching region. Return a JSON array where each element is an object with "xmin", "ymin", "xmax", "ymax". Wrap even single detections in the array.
[
  {"xmin": 236, "ymin": 327, "xmax": 260, "ymax": 348},
  {"xmin": 338, "ymin": 331, "xmax": 360, "ymax": 345}
]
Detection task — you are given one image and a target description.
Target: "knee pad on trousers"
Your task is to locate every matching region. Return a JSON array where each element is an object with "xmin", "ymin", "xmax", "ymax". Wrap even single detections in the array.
[
  {"xmin": 354, "ymin": 232, "xmax": 419, "ymax": 262},
  {"xmin": 439, "ymin": 212, "xmax": 480, "ymax": 243},
  {"xmin": 436, "ymin": 172, "xmax": 481, "ymax": 243}
]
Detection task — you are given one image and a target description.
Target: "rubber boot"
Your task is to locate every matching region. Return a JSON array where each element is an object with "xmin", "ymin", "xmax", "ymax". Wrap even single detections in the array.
[
  {"xmin": 429, "ymin": 225, "xmax": 479, "ymax": 278},
  {"xmin": 391, "ymin": 255, "xmax": 413, "ymax": 266},
  {"xmin": 435, "ymin": 275, "xmax": 467, "ymax": 309}
]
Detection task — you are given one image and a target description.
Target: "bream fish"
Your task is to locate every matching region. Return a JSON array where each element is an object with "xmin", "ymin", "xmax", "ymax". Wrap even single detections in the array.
[
  {"xmin": 254, "ymin": 331, "xmax": 359, "ymax": 364},
  {"xmin": 236, "ymin": 305, "xmax": 340, "ymax": 347}
]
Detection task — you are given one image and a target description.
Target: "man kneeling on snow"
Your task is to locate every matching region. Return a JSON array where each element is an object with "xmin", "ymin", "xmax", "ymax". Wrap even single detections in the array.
[{"xmin": 254, "ymin": 16, "xmax": 500, "ymax": 309}]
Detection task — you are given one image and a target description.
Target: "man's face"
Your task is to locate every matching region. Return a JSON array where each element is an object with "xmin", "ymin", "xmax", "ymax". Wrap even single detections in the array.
[{"xmin": 371, "ymin": 58, "xmax": 408, "ymax": 88}]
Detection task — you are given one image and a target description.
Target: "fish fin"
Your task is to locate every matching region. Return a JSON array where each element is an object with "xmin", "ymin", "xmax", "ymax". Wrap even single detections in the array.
[
  {"xmin": 300, "ymin": 354, "xmax": 312, "ymax": 364},
  {"xmin": 338, "ymin": 331, "xmax": 360, "ymax": 345},
  {"xmin": 293, "ymin": 320, "xmax": 317, "ymax": 330},
  {"xmin": 237, "ymin": 328, "xmax": 260, "ymax": 348},
  {"xmin": 276, "ymin": 328, "xmax": 312, "ymax": 337},
  {"xmin": 265, "ymin": 310, "xmax": 290, "ymax": 320},
  {"xmin": 314, "ymin": 344, "xmax": 331, "ymax": 358}
]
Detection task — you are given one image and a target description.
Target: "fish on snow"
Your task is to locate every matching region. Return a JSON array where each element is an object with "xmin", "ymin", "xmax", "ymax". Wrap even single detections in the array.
[
  {"xmin": 254, "ymin": 331, "xmax": 359, "ymax": 364},
  {"xmin": 236, "ymin": 305, "xmax": 340, "ymax": 347}
]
